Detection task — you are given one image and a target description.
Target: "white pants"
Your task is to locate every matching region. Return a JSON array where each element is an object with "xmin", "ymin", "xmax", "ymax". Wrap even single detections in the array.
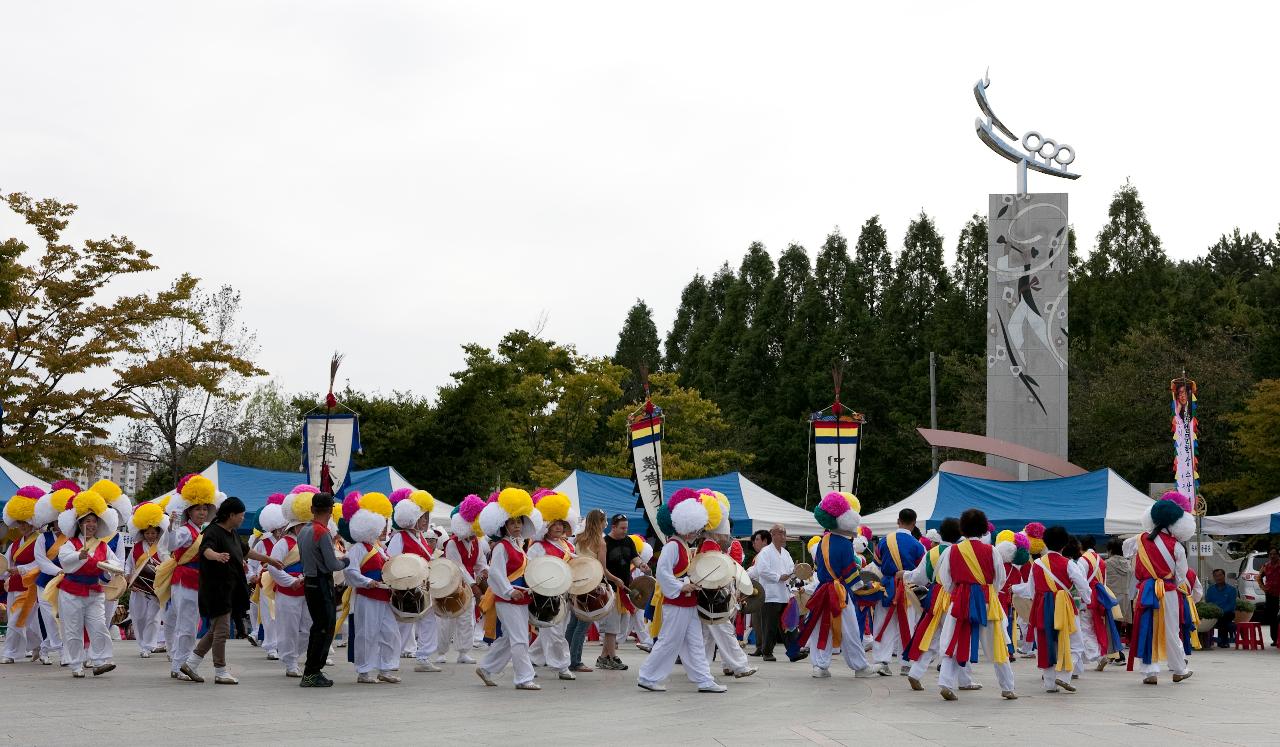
[
  {"xmin": 637, "ymin": 604, "xmax": 714, "ymax": 688},
  {"xmin": 400, "ymin": 610, "xmax": 439, "ymax": 664},
  {"xmin": 938, "ymin": 622, "xmax": 1014, "ymax": 692},
  {"xmin": 703, "ymin": 620, "xmax": 748, "ymax": 673},
  {"xmin": 479, "ymin": 602, "xmax": 535, "ymax": 685},
  {"xmin": 167, "ymin": 585, "xmax": 200, "ymax": 674},
  {"xmin": 275, "ymin": 592, "xmax": 311, "ymax": 672},
  {"xmin": 37, "ymin": 588, "xmax": 62, "ymax": 655},
  {"xmin": 3, "ymin": 591, "xmax": 42, "ymax": 659},
  {"xmin": 871, "ymin": 603, "xmax": 919, "ymax": 663},
  {"xmin": 631, "ymin": 610, "xmax": 653, "ymax": 645},
  {"xmin": 536, "ymin": 615, "xmax": 571, "ymax": 673},
  {"xmin": 59, "ymin": 591, "xmax": 110, "ymax": 670},
  {"xmin": 1139, "ymin": 589, "xmax": 1189, "ymax": 676},
  {"xmin": 812, "ymin": 603, "xmax": 869, "ymax": 672},
  {"xmin": 1079, "ymin": 612, "xmax": 1100, "ymax": 664},
  {"xmin": 437, "ymin": 599, "xmax": 478, "ymax": 655},
  {"xmin": 129, "ymin": 591, "xmax": 164, "ymax": 653},
  {"xmin": 251, "ymin": 595, "xmax": 277, "ymax": 653},
  {"xmin": 352, "ymin": 595, "xmax": 400, "ymax": 675},
  {"xmin": 907, "ymin": 633, "xmax": 940, "ymax": 681}
]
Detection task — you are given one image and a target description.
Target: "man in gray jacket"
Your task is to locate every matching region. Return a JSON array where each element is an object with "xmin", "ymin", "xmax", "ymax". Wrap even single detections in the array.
[{"xmin": 298, "ymin": 493, "xmax": 348, "ymax": 687}]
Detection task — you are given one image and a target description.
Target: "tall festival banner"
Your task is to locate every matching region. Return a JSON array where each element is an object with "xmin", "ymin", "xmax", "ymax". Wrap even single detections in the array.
[
  {"xmin": 627, "ymin": 373, "xmax": 666, "ymax": 542},
  {"xmin": 302, "ymin": 353, "xmax": 361, "ymax": 495},
  {"xmin": 810, "ymin": 367, "xmax": 865, "ymax": 498},
  {"xmin": 1170, "ymin": 376, "xmax": 1199, "ymax": 503}
]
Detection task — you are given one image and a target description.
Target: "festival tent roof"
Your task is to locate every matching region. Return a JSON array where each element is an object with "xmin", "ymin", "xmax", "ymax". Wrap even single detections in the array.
[
  {"xmin": 859, "ymin": 468, "xmax": 1154, "ymax": 537},
  {"xmin": 156, "ymin": 461, "xmax": 455, "ymax": 527},
  {"xmin": 552, "ymin": 470, "xmax": 822, "ymax": 538},
  {"xmin": 1, "ymin": 456, "xmax": 51, "ymax": 499},
  {"xmin": 1201, "ymin": 497, "xmax": 1280, "ymax": 535}
]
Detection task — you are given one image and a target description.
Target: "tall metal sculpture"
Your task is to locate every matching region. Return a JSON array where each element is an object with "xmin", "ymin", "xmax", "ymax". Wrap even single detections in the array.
[{"xmin": 975, "ymin": 72, "xmax": 1079, "ymax": 479}]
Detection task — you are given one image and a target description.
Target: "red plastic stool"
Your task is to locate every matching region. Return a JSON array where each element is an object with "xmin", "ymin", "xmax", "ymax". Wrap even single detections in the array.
[{"xmin": 1235, "ymin": 621, "xmax": 1264, "ymax": 650}]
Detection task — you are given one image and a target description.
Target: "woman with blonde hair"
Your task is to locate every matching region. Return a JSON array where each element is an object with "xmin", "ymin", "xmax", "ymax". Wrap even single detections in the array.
[{"xmin": 566, "ymin": 509, "xmax": 607, "ymax": 673}]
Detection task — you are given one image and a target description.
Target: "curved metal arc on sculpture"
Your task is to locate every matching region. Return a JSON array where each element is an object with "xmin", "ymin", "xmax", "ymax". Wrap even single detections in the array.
[
  {"xmin": 917, "ymin": 429, "xmax": 1087, "ymax": 478},
  {"xmin": 974, "ymin": 75, "xmax": 1016, "ymax": 141}
]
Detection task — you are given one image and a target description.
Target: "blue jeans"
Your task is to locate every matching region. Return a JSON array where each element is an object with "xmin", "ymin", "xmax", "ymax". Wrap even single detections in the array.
[{"xmin": 566, "ymin": 614, "xmax": 589, "ymax": 668}]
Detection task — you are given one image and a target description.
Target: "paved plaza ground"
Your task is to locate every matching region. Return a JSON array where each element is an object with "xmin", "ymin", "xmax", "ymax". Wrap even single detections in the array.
[{"xmin": 2, "ymin": 637, "xmax": 1277, "ymax": 745}]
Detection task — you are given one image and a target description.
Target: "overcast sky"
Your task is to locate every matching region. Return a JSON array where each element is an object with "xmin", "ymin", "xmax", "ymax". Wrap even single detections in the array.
[{"xmin": 2, "ymin": 3, "xmax": 1276, "ymax": 402}]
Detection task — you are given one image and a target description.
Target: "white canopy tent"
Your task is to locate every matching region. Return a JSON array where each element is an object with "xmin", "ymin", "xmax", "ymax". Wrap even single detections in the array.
[{"xmin": 1201, "ymin": 497, "xmax": 1280, "ymax": 535}]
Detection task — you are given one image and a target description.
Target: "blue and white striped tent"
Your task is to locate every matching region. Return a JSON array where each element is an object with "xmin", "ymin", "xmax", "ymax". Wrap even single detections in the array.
[
  {"xmin": 860, "ymin": 468, "xmax": 1155, "ymax": 537},
  {"xmin": 156, "ymin": 461, "xmax": 454, "ymax": 530},
  {"xmin": 1, "ymin": 456, "xmax": 51, "ymax": 500},
  {"xmin": 1202, "ymin": 497, "xmax": 1280, "ymax": 535},
  {"xmin": 552, "ymin": 470, "xmax": 821, "ymax": 538}
]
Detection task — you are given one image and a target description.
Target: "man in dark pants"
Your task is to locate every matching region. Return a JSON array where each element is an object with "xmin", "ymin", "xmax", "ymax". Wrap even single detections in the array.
[{"xmin": 297, "ymin": 493, "xmax": 348, "ymax": 687}]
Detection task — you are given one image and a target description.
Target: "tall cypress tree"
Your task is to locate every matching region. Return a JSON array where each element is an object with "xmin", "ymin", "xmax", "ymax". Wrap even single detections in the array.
[
  {"xmin": 949, "ymin": 214, "xmax": 989, "ymax": 355},
  {"xmin": 851, "ymin": 216, "xmax": 892, "ymax": 320},
  {"xmin": 663, "ymin": 274, "xmax": 708, "ymax": 372},
  {"xmin": 614, "ymin": 299, "xmax": 662, "ymax": 401}
]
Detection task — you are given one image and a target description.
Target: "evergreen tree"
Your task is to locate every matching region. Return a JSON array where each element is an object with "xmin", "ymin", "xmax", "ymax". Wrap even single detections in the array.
[
  {"xmin": 663, "ymin": 274, "xmax": 708, "ymax": 371},
  {"xmin": 614, "ymin": 299, "xmax": 661, "ymax": 401},
  {"xmin": 851, "ymin": 216, "xmax": 892, "ymax": 319},
  {"xmin": 949, "ymin": 214, "xmax": 988, "ymax": 355}
]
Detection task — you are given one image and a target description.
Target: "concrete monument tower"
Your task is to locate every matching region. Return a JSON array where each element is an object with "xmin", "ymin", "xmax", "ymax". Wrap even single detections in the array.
[{"xmin": 974, "ymin": 74, "xmax": 1079, "ymax": 480}]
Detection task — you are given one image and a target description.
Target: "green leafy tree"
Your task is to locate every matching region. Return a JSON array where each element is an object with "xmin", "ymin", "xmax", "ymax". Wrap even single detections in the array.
[
  {"xmin": 613, "ymin": 299, "xmax": 661, "ymax": 401},
  {"xmin": 0, "ymin": 191, "xmax": 199, "ymax": 474},
  {"xmin": 663, "ymin": 274, "xmax": 707, "ymax": 371},
  {"xmin": 1216, "ymin": 379, "xmax": 1280, "ymax": 508}
]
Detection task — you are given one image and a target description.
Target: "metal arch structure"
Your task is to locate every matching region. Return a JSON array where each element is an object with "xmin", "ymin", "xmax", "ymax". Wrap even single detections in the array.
[
  {"xmin": 974, "ymin": 71, "xmax": 1081, "ymax": 194},
  {"xmin": 916, "ymin": 428, "xmax": 1088, "ymax": 479}
]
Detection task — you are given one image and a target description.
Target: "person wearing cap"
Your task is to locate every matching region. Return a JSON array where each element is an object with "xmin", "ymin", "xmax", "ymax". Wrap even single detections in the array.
[
  {"xmin": 475, "ymin": 488, "xmax": 544, "ymax": 690},
  {"xmin": 299, "ymin": 492, "xmax": 348, "ymax": 688},
  {"xmin": 636, "ymin": 489, "xmax": 726, "ymax": 693},
  {"xmin": 53, "ymin": 487, "xmax": 123, "ymax": 678},
  {"xmin": 388, "ymin": 489, "xmax": 442, "ymax": 674},
  {"xmin": 31, "ymin": 482, "xmax": 77, "ymax": 664},
  {"xmin": 125, "ymin": 501, "xmax": 170, "ymax": 658},
  {"xmin": 2, "ymin": 486, "xmax": 45, "ymax": 664},
  {"xmin": 181, "ymin": 496, "xmax": 282, "ymax": 685},
  {"xmin": 339, "ymin": 491, "xmax": 400, "ymax": 684},
  {"xmin": 526, "ymin": 490, "xmax": 579, "ymax": 681},
  {"xmin": 435, "ymin": 494, "xmax": 488, "ymax": 664},
  {"xmin": 266, "ymin": 492, "xmax": 317, "ymax": 678},
  {"xmin": 935, "ymin": 509, "xmax": 1018, "ymax": 701},
  {"xmin": 1124, "ymin": 491, "xmax": 1196, "ymax": 685},
  {"xmin": 248, "ymin": 494, "xmax": 288, "ymax": 658},
  {"xmin": 158, "ymin": 474, "xmax": 220, "ymax": 681}
]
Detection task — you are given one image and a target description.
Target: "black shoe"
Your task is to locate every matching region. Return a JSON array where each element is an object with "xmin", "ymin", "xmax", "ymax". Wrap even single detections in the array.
[
  {"xmin": 315, "ymin": 673, "xmax": 334, "ymax": 687},
  {"xmin": 748, "ymin": 650, "xmax": 763, "ymax": 657},
  {"xmin": 611, "ymin": 656, "xmax": 629, "ymax": 671},
  {"xmin": 300, "ymin": 674, "xmax": 318, "ymax": 688},
  {"xmin": 762, "ymin": 654, "xmax": 777, "ymax": 662},
  {"xmin": 788, "ymin": 650, "xmax": 809, "ymax": 663}
]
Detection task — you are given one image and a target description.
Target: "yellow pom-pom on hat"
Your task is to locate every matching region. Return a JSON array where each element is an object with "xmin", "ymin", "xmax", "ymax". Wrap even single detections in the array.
[
  {"xmin": 630, "ymin": 533, "xmax": 646, "ymax": 555},
  {"xmin": 130, "ymin": 502, "xmax": 166, "ymax": 533},
  {"xmin": 807, "ymin": 535, "xmax": 822, "ymax": 555},
  {"xmin": 182, "ymin": 475, "xmax": 217, "ymax": 506},
  {"xmin": 995, "ymin": 529, "xmax": 1016, "ymax": 545},
  {"xmin": 534, "ymin": 492, "xmax": 571, "ymax": 524},
  {"xmin": 90, "ymin": 479, "xmax": 123, "ymax": 502},
  {"xmin": 332, "ymin": 502, "xmax": 344, "ymax": 521},
  {"xmin": 497, "ymin": 488, "xmax": 534, "ymax": 519},
  {"xmin": 409, "ymin": 490, "xmax": 435, "ymax": 514},
  {"xmin": 73, "ymin": 490, "xmax": 109, "ymax": 519},
  {"xmin": 702, "ymin": 493, "xmax": 724, "ymax": 532},
  {"xmin": 3, "ymin": 496, "xmax": 37, "ymax": 526},
  {"xmin": 359, "ymin": 492, "xmax": 393, "ymax": 519},
  {"xmin": 291, "ymin": 493, "xmax": 315, "ymax": 524}
]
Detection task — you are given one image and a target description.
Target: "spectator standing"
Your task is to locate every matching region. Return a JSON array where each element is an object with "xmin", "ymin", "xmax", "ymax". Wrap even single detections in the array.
[
  {"xmin": 1259, "ymin": 549, "xmax": 1280, "ymax": 646},
  {"xmin": 298, "ymin": 493, "xmax": 348, "ymax": 687},
  {"xmin": 752, "ymin": 524, "xmax": 795, "ymax": 662}
]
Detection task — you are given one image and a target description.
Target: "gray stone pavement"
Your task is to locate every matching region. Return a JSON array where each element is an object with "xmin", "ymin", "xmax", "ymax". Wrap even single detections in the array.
[{"xmin": 2, "ymin": 637, "xmax": 1278, "ymax": 746}]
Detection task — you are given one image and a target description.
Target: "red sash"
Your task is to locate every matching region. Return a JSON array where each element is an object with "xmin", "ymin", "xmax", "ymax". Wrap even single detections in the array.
[
  {"xmin": 356, "ymin": 546, "xmax": 391, "ymax": 602},
  {"xmin": 5, "ymin": 534, "xmax": 38, "ymax": 593},
  {"xmin": 61, "ymin": 539, "xmax": 107, "ymax": 597},
  {"xmin": 172, "ymin": 523, "xmax": 202, "ymax": 590}
]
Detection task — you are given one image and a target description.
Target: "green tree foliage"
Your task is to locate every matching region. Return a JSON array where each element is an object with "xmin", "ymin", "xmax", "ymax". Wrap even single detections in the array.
[
  {"xmin": 1218, "ymin": 379, "xmax": 1280, "ymax": 508},
  {"xmin": 0, "ymin": 191, "xmax": 209, "ymax": 475},
  {"xmin": 613, "ymin": 299, "xmax": 661, "ymax": 401}
]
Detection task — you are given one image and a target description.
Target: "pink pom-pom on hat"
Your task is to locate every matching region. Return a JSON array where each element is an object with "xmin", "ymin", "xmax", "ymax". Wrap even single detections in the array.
[
  {"xmin": 487, "ymin": 491, "xmax": 501, "ymax": 503},
  {"xmin": 987, "ymin": 521, "xmax": 995, "ymax": 534},
  {"xmin": 341, "ymin": 492, "xmax": 362, "ymax": 520},
  {"xmin": 175, "ymin": 473, "xmax": 199, "ymax": 493},
  {"xmin": 389, "ymin": 488, "xmax": 413, "ymax": 504},
  {"xmin": 858, "ymin": 525, "xmax": 873, "ymax": 540},
  {"xmin": 668, "ymin": 487, "xmax": 701, "ymax": 511},
  {"xmin": 1160, "ymin": 490, "xmax": 1193, "ymax": 513},
  {"xmin": 267, "ymin": 492, "xmax": 286, "ymax": 506},
  {"xmin": 819, "ymin": 492, "xmax": 853, "ymax": 518},
  {"xmin": 1013, "ymin": 531, "xmax": 1030, "ymax": 550},
  {"xmin": 16, "ymin": 486, "xmax": 45, "ymax": 500},
  {"xmin": 291, "ymin": 484, "xmax": 319, "ymax": 495},
  {"xmin": 530, "ymin": 488, "xmax": 555, "ymax": 501},
  {"xmin": 51, "ymin": 479, "xmax": 81, "ymax": 494},
  {"xmin": 458, "ymin": 494, "xmax": 487, "ymax": 523},
  {"xmin": 1024, "ymin": 522, "xmax": 1045, "ymax": 539}
]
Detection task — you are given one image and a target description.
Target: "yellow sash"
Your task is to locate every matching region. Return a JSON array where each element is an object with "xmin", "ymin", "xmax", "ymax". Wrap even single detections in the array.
[
  {"xmin": 261, "ymin": 543, "xmax": 301, "ymax": 620},
  {"xmin": 816, "ymin": 534, "xmax": 850, "ymax": 648},
  {"xmin": 915, "ymin": 585, "xmax": 952, "ymax": 653},
  {"xmin": 480, "ymin": 542, "xmax": 528, "ymax": 639},
  {"xmin": 9, "ymin": 534, "xmax": 42, "ymax": 627},
  {"xmin": 335, "ymin": 544, "xmax": 385, "ymax": 636},
  {"xmin": 1135, "ymin": 539, "xmax": 1171, "ymax": 663},
  {"xmin": 956, "ymin": 541, "xmax": 1009, "ymax": 664},
  {"xmin": 648, "ymin": 542, "xmax": 692, "ymax": 638},
  {"xmin": 1038, "ymin": 556, "xmax": 1077, "ymax": 672},
  {"xmin": 153, "ymin": 533, "xmax": 203, "ymax": 606}
]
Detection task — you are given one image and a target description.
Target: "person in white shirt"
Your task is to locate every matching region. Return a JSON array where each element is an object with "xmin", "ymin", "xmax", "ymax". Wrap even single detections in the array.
[
  {"xmin": 55, "ymin": 492, "xmax": 123, "ymax": 678},
  {"xmin": 434, "ymin": 496, "xmax": 490, "ymax": 663},
  {"xmin": 752, "ymin": 524, "xmax": 796, "ymax": 662}
]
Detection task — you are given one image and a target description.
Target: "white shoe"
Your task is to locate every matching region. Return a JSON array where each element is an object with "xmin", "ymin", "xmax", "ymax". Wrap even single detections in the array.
[
  {"xmin": 875, "ymin": 663, "xmax": 891, "ymax": 676},
  {"xmin": 637, "ymin": 680, "xmax": 666, "ymax": 692},
  {"xmin": 378, "ymin": 671, "xmax": 401, "ymax": 684},
  {"xmin": 357, "ymin": 673, "xmax": 378, "ymax": 684},
  {"xmin": 336, "ymin": 640, "xmax": 347, "ymax": 648},
  {"xmin": 476, "ymin": 668, "xmax": 498, "ymax": 687},
  {"xmin": 733, "ymin": 667, "xmax": 757, "ymax": 679},
  {"xmin": 401, "ymin": 651, "xmax": 415, "ymax": 659},
  {"xmin": 140, "ymin": 651, "xmax": 152, "ymax": 659},
  {"xmin": 72, "ymin": 668, "xmax": 86, "ymax": 678},
  {"xmin": 431, "ymin": 655, "xmax": 448, "ymax": 664},
  {"xmin": 558, "ymin": 670, "xmax": 576, "ymax": 680},
  {"xmin": 811, "ymin": 667, "xmax": 831, "ymax": 678},
  {"xmin": 456, "ymin": 653, "xmax": 476, "ymax": 664},
  {"xmin": 414, "ymin": 662, "xmax": 442, "ymax": 673},
  {"xmin": 0, "ymin": 657, "xmax": 14, "ymax": 664},
  {"xmin": 266, "ymin": 651, "xmax": 280, "ymax": 661},
  {"xmin": 39, "ymin": 653, "xmax": 52, "ymax": 665},
  {"xmin": 698, "ymin": 682, "xmax": 728, "ymax": 693},
  {"xmin": 900, "ymin": 663, "xmax": 911, "ymax": 675},
  {"xmin": 854, "ymin": 667, "xmax": 877, "ymax": 678},
  {"xmin": 286, "ymin": 668, "xmax": 303, "ymax": 678},
  {"xmin": 958, "ymin": 683, "xmax": 983, "ymax": 691},
  {"xmin": 214, "ymin": 669, "xmax": 239, "ymax": 685},
  {"xmin": 515, "ymin": 681, "xmax": 542, "ymax": 690}
]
